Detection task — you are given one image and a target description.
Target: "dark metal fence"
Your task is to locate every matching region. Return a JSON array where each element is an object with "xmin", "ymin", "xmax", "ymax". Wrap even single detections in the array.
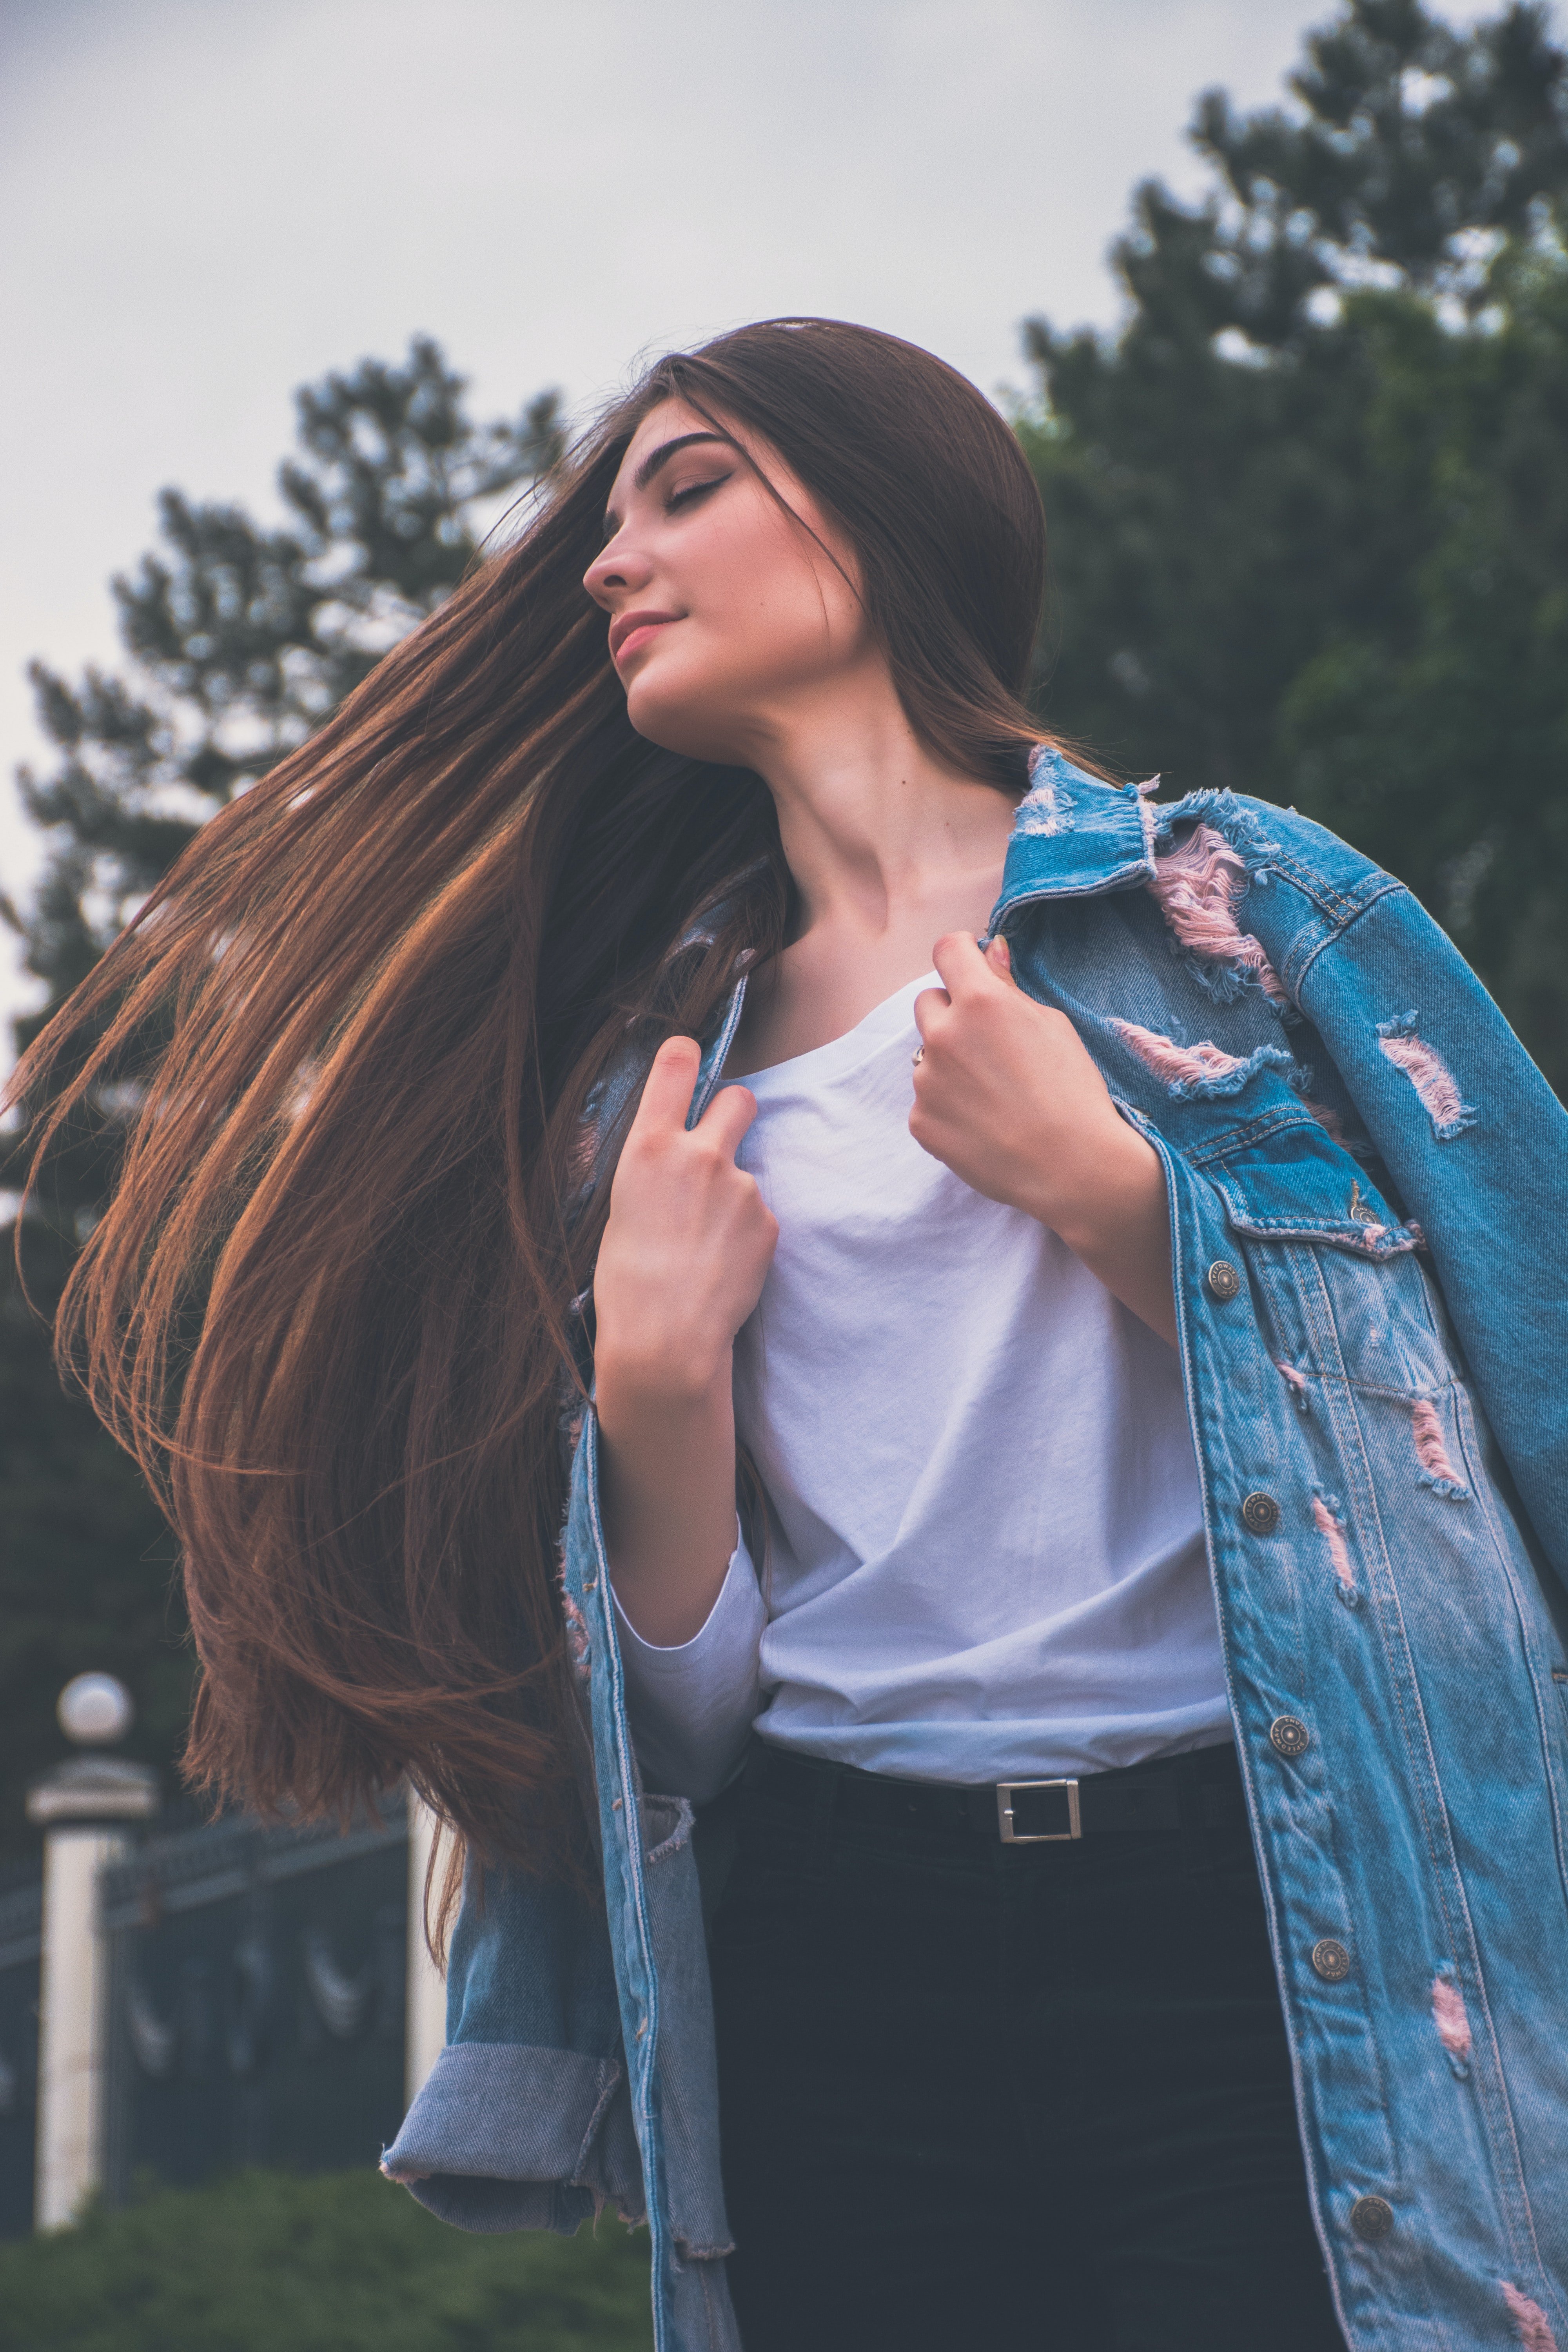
[
  {"xmin": 0, "ymin": 1875, "xmax": 42, "ymax": 2240},
  {"xmin": 100, "ymin": 1795, "xmax": 409, "ymax": 2201}
]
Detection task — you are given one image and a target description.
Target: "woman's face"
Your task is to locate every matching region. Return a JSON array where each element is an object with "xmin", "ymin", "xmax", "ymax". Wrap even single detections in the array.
[{"xmin": 583, "ymin": 397, "xmax": 872, "ymax": 764}]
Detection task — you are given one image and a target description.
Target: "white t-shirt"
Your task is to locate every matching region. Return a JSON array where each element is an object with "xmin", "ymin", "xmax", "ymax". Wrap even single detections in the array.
[{"xmin": 617, "ymin": 971, "xmax": 1230, "ymax": 1802}]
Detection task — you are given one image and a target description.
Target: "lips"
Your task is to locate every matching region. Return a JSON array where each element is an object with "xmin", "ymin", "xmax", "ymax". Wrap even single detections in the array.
[{"xmin": 609, "ymin": 609, "xmax": 681, "ymax": 662}]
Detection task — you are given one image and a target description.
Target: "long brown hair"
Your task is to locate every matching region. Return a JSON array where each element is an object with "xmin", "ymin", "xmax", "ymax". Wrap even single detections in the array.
[{"xmin": 11, "ymin": 319, "xmax": 1095, "ymax": 1882}]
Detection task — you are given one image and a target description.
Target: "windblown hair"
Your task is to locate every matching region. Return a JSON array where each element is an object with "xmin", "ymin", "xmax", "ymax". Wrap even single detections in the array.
[{"xmin": 11, "ymin": 318, "xmax": 1092, "ymax": 1886}]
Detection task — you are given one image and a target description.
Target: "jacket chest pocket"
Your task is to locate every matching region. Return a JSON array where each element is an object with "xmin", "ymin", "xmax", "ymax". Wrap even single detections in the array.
[{"xmin": 1197, "ymin": 1116, "xmax": 1455, "ymax": 1399}]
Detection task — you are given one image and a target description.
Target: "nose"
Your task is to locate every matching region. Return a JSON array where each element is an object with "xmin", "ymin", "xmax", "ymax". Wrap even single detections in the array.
[{"xmin": 584, "ymin": 535, "xmax": 655, "ymax": 607}]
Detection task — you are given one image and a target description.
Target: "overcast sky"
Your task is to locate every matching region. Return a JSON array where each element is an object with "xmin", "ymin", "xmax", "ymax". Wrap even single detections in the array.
[{"xmin": 0, "ymin": 0, "xmax": 1506, "ymax": 1035}]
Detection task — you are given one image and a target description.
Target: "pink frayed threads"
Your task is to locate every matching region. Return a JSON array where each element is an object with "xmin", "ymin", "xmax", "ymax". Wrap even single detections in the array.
[
  {"xmin": 1342, "ymin": 1185, "xmax": 1422, "ymax": 1256},
  {"xmin": 1298, "ymin": 1095, "xmax": 1348, "ymax": 1142},
  {"xmin": 1377, "ymin": 1013, "xmax": 1477, "ymax": 1140},
  {"xmin": 1501, "ymin": 2283, "xmax": 1560, "ymax": 2352},
  {"xmin": 1147, "ymin": 823, "xmax": 1289, "ymax": 1004},
  {"xmin": 1313, "ymin": 1494, "xmax": 1356, "ymax": 1595},
  {"xmin": 561, "ymin": 1592, "xmax": 593, "ymax": 1685},
  {"xmin": 1276, "ymin": 1362, "xmax": 1310, "ymax": 1412},
  {"xmin": 1413, "ymin": 1399, "xmax": 1469, "ymax": 1499},
  {"xmin": 1112, "ymin": 1021, "xmax": 1298, "ymax": 1105},
  {"xmin": 1116, "ymin": 1022, "xmax": 1250, "ymax": 1086},
  {"xmin": 1431, "ymin": 1973, "xmax": 1472, "ymax": 2070}
]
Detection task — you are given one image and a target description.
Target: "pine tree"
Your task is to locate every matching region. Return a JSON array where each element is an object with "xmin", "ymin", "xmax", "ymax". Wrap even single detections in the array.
[
  {"xmin": 0, "ymin": 341, "xmax": 562, "ymax": 1854},
  {"xmin": 1021, "ymin": 0, "xmax": 1568, "ymax": 1086}
]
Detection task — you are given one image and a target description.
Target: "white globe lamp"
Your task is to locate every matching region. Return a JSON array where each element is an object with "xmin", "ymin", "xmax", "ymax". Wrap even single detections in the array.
[{"xmin": 56, "ymin": 1673, "xmax": 135, "ymax": 1747}]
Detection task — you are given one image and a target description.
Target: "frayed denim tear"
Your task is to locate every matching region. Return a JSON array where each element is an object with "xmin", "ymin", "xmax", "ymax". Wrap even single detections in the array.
[
  {"xmin": 1376, "ymin": 1012, "xmax": 1478, "ymax": 1141},
  {"xmin": 1150, "ymin": 788, "xmax": 1285, "ymax": 873},
  {"xmin": 1113, "ymin": 1022, "xmax": 1304, "ymax": 1103}
]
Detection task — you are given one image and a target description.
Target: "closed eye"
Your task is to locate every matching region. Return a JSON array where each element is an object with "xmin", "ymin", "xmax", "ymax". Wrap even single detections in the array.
[{"xmin": 665, "ymin": 472, "xmax": 732, "ymax": 514}]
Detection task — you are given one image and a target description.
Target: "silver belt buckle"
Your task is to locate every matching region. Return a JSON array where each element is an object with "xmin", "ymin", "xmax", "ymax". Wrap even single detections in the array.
[{"xmin": 996, "ymin": 1777, "xmax": 1081, "ymax": 1843}]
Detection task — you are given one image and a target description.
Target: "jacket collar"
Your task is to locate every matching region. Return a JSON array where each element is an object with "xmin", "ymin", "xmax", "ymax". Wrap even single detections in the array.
[{"xmin": 988, "ymin": 748, "xmax": 1156, "ymax": 931}]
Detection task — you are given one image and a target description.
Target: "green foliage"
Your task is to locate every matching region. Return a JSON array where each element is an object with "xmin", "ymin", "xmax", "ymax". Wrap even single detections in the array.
[
  {"xmin": 0, "ymin": 2169, "xmax": 653, "ymax": 2352},
  {"xmin": 1275, "ymin": 258, "xmax": 1568, "ymax": 1067},
  {"xmin": 1021, "ymin": 0, "xmax": 1568, "ymax": 1089},
  {"xmin": 0, "ymin": 342, "xmax": 561, "ymax": 1857}
]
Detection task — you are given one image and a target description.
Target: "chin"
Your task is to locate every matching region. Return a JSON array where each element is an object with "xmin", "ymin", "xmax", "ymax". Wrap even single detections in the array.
[{"xmin": 624, "ymin": 671, "xmax": 748, "ymax": 766}]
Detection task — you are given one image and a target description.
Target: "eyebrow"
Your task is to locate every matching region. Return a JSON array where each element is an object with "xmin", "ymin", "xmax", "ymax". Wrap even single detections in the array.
[
  {"xmin": 601, "ymin": 431, "xmax": 737, "ymax": 542},
  {"xmin": 632, "ymin": 430, "xmax": 732, "ymax": 492}
]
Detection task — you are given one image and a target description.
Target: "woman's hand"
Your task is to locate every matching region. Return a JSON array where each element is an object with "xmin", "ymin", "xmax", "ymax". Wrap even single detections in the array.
[
  {"xmin": 912, "ymin": 934, "xmax": 1177, "ymax": 1346},
  {"xmin": 593, "ymin": 1036, "xmax": 779, "ymax": 1644},
  {"xmin": 595, "ymin": 1037, "xmax": 778, "ymax": 1398}
]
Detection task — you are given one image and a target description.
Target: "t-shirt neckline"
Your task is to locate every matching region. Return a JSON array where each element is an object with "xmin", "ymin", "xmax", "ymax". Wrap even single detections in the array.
[{"xmin": 733, "ymin": 969, "xmax": 940, "ymax": 1091}]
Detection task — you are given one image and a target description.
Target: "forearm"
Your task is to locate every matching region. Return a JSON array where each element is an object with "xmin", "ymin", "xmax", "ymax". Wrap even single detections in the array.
[
  {"xmin": 595, "ymin": 1354, "xmax": 743, "ymax": 1645},
  {"xmin": 1032, "ymin": 1123, "xmax": 1178, "ymax": 1348}
]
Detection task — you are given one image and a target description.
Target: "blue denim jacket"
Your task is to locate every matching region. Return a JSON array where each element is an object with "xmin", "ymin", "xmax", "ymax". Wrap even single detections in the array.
[{"xmin": 384, "ymin": 763, "xmax": 1568, "ymax": 2352}]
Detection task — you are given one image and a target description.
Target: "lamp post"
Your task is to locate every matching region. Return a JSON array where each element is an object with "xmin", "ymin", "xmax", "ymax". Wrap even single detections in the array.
[{"xmin": 27, "ymin": 1676, "xmax": 158, "ymax": 2229}]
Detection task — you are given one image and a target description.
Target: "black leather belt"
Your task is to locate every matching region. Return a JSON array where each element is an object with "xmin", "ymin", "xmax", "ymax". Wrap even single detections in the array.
[{"xmin": 746, "ymin": 1737, "xmax": 1245, "ymax": 1843}]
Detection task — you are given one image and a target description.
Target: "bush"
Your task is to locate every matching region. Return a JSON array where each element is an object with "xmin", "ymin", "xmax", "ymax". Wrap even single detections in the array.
[{"xmin": 0, "ymin": 2167, "xmax": 653, "ymax": 2352}]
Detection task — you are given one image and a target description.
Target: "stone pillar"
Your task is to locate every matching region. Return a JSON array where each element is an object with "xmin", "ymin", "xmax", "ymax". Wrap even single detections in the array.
[
  {"xmin": 28, "ymin": 1757, "xmax": 158, "ymax": 2229},
  {"xmin": 405, "ymin": 1788, "xmax": 447, "ymax": 2106}
]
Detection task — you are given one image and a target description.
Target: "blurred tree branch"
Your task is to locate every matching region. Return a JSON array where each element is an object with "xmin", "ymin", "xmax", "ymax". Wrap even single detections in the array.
[{"xmin": 1021, "ymin": 0, "xmax": 1568, "ymax": 1089}]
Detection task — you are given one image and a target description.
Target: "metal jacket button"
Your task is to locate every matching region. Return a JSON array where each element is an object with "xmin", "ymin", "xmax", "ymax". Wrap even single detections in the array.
[
  {"xmin": 1269, "ymin": 1716, "xmax": 1310, "ymax": 1758},
  {"xmin": 1349, "ymin": 2195, "xmax": 1394, "ymax": 2243},
  {"xmin": 1312, "ymin": 1938, "xmax": 1352, "ymax": 1981},
  {"xmin": 1242, "ymin": 1492, "xmax": 1281, "ymax": 1535},
  {"xmin": 1206, "ymin": 1260, "xmax": 1241, "ymax": 1301}
]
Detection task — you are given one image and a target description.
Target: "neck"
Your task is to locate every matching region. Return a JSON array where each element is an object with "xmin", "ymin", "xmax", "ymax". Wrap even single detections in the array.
[{"xmin": 746, "ymin": 674, "xmax": 1020, "ymax": 952}]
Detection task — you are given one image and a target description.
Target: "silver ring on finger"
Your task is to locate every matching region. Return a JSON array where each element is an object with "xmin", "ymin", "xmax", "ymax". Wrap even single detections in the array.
[{"xmin": 911, "ymin": 1044, "xmax": 924, "ymax": 1067}]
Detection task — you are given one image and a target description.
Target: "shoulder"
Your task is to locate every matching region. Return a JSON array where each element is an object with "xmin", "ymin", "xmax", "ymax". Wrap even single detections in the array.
[{"xmin": 1155, "ymin": 787, "xmax": 1395, "ymax": 910}]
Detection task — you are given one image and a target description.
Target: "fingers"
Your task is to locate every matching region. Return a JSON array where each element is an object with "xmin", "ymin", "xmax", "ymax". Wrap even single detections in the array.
[
  {"xmin": 931, "ymin": 930, "xmax": 1001, "ymax": 998},
  {"xmin": 632, "ymin": 1038, "xmax": 758, "ymax": 1165},
  {"xmin": 923, "ymin": 933, "xmax": 1014, "ymax": 1049},
  {"xmin": 632, "ymin": 1035, "xmax": 703, "ymax": 1134},
  {"xmin": 912, "ymin": 984, "xmax": 949, "ymax": 1044},
  {"xmin": 697, "ymin": 1081, "xmax": 760, "ymax": 1156}
]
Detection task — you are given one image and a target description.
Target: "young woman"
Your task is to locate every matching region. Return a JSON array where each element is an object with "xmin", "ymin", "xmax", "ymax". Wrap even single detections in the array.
[{"xmin": 17, "ymin": 321, "xmax": 1568, "ymax": 2352}]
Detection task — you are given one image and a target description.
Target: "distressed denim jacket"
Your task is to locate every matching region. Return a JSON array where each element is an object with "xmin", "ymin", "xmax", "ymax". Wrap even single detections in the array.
[{"xmin": 385, "ymin": 759, "xmax": 1568, "ymax": 2352}]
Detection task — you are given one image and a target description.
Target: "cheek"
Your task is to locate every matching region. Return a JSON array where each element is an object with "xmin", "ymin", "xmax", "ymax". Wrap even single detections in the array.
[
  {"xmin": 619, "ymin": 503, "xmax": 863, "ymax": 748},
  {"xmin": 689, "ymin": 499, "xmax": 860, "ymax": 674},
  {"xmin": 626, "ymin": 583, "xmax": 835, "ymax": 727}
]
